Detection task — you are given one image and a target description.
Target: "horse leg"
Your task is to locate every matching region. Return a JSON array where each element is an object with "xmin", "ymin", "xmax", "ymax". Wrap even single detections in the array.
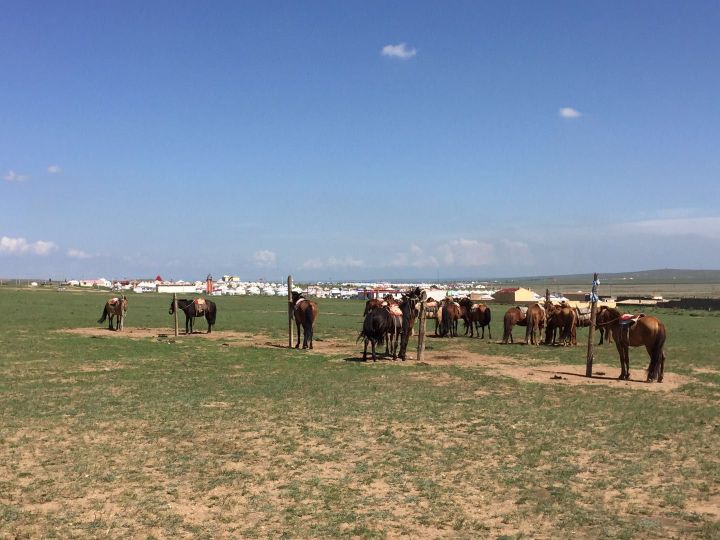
[
  {"xmin": 295, "ymin": 320, "xmax": 301, "ymax": 348},
  {"xmin": 206, "ymin": 314, "xmax": 211, "ymax": 334},
  {"xmin": 363, "ymin": 338, "xmax": 369, "ymax": 361},
  {"xmin": 658, "ymin": 351, "xmax": 665, "ymax": 383},
  {"xmin": 371, "ymin": 339, "xmax": 377, "ymax": 362}
]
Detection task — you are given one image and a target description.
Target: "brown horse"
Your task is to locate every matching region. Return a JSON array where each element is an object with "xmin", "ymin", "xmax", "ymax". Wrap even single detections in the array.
[
  {"xmin": 524, "ymin": 303, "xmax": 546, "ymax": 345},
  {"xmin": 595, "ymin": 306, "xmax": 614, "ymax": 345},
  {"xmin": 438, "ymin": 298, "xmax": 462, "ymax": 337},
  {"xmin": 544, "ymin": 304, "xmax": 576, "ymax": 346},
  {"xmin": 397, "ymin": 287, "xmax": 423, "ymax": 360},
  {"xmin": 98, "ymin": 296, "xmax": 128, "ymax": 331},
  {"xmin": 291, "ymin": 291, "xmax": 318, "ymax": 349},
  {"xmin": 501, "ymin": 306, "xmax": 527, "ymax": 344},
  {"xmin": 459, "ymin": 298, "xmax": 492, "ymax": 339},
  {"xmin": 598, "ymin": 307, "xmax": 667, "ymax": 382}
]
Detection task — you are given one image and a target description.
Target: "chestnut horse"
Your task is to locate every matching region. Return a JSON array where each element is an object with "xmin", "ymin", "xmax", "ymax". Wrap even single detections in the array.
[
  {"xmin": 597, "ymin": 306, "xmax": 666, "ymax": 382},
  {"xmin": 291, "ymin": 291, "xmax": 318, "ymax": 349},
  {"xmin": 169, "ymin": 298, "xmax": 217, "ymax": 334},
  {"xmin": 544, "ymin": 304, "xmax": 576, "ymax": 346},
  {"xmin": 438, "ymin": 298, "xmax": 462, "ymax": 337},
  {"xmin": 524, "ymin": 303, "xmax": 546, "ymax": 345},
  {"xmin": 98, "ymin": 296, "xmax": 128, "ymax": 331},
  {"xmin": 501, "ymin": 306, "xmax": 527, "ymax": 344}
]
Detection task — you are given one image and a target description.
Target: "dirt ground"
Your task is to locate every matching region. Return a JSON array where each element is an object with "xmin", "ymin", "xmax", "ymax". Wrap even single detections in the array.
[{"xmin": 60, "ymin": 327, "xmax": 690, "ymax": 391}]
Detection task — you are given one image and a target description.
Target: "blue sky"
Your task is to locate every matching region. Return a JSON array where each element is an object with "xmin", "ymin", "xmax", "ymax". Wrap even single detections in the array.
[{"xmin": 2, "ymin": 1, "xmax": 719, "ymax": 281}]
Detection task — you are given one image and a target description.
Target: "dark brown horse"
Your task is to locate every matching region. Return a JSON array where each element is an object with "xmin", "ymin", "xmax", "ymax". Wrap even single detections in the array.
[
  {"xmin": 291, "ymin": 291, "xmax": 318, "ymax": 349},
  {"xmin": 459, "ymin": 298, "xmax": 492, "ymax": 339},
  {"xmin": 358, "ymin": 304, "xmax": 402, "ymax": 361},
  {"xmin": 363, "ymin": 298, "xmax": 385, "ymax": 316},
  {"xmin": 595, "ymin": 306, "xmax": 614, "ymax": 345},
  {"xmin": 169, "ymin": 298, "xmax": 217, "ymax": 334},
  {"xmin": 501, "ymin": 306, "xmax": 527, "ymax": 344},
  {"xmin": 598, "ymin": 307, "xmax": 667, "ymax": 382},
  {"xmin": 98, "ymin": 296, "xmax": 128, "ymax": 331},
  {"xmin": 397, "ymin": 287, "xmax": 423, "ymax": 360}
]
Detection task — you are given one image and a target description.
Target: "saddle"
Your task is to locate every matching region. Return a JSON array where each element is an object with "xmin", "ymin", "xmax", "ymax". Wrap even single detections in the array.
[
  {"xmin": 108, "ymin": 297, "xmax": 119, "ymax": 305},
  {"xmin": 619, "ymin": 314, "xmax": 645, "ymax": 344},
  {"xmin": 518, "ymin": 306, "xmax": 528, "ymax": 316},
  {"xmin": 387, "ymin": 304, "xmax": 403, "ymax": 317},
  {"xmin": 194, "ymin": 298, "xmax": 206, "ymax": 314},
  {"xmin": 576, "ymin": 307, "xmax": 592, "ymax": 323}
]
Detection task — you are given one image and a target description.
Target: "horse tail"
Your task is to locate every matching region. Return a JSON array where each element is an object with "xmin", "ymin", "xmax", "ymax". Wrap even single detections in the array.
[
  {"xmin": 502, "ymin": 312, "xmax": 513, "ymax": 343},
  {"xmin": 648, "ymin": 324, "xmax": 666, "ymax": 381},
  {"xmin": 525, "ymin": 309, "xmax": 534, "ymax": 344},
  {"xmin": 98, "ymin": 305, "xmax": 107, "ymax": 324},
  {"xmin": 303, "ymin": 303, "xmax": 315, "ymax": 336},
  {"xmin": 440, "ymin": 304, "xmax": 451, "ymax": 337}
]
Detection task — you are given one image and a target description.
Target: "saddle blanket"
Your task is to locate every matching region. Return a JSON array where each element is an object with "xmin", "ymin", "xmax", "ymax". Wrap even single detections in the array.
[
  {"xmin": 109, "ymin": 297, "xmax": 119, "ymax": 305},
  {"xmin": 620, "ymin": 313, "xmax": 643, "ymax": 325},
  {"xmin": 387, "ymin": 305, "xmax": 402, "ymax": 317},
  {"xmin": 518, "ymin": 306, "xmax": 528, "ymax": 316},
  {"xmin": 194, "ymin": 298, "xmax": 206, "ymax": 306}
]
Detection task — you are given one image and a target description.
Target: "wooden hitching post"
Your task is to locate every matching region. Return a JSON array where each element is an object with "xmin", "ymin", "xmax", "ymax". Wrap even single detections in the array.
[
  {"xmin": 288, "ymin": 275, "xmax": 294, "ymax": 348},
  {"xmin": 173, "ymin": 293, "xmax": 179, "ymax": 337},
  {"xmin": 585, "ymin": 273, "xmax": 599, "ymax": 377},
  {"xmin": 417, "ymin": 296, "xmax": 427, "ymax": 362}
]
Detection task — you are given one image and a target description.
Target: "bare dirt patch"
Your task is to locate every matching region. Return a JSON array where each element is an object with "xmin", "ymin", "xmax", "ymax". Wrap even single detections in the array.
[{"xmin": 59, "ymin": 328, "xmax": 694, "ymax": 392}]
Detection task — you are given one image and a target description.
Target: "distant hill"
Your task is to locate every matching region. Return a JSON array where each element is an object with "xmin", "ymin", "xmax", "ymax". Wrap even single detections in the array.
[{"xmin": 499, "ymin": 269, "xmax": 720, "ymax": 285}]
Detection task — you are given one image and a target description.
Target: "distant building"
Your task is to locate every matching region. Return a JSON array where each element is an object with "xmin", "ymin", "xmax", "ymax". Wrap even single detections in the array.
[{"xmin": 492, "ymin": 287, "xmax": 538, "ymax": 304}]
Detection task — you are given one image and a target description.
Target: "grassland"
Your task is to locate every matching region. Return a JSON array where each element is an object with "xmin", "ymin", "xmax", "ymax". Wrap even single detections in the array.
[{"xmin": 1, "ymin": 288, "xmax": 719, "ymax": 538}]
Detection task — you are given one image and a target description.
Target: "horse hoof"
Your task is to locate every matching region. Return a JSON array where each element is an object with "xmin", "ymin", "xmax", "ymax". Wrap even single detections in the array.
[{"xmin": 295, "ymin": 345, "xmax": 300, "ymax": 349}]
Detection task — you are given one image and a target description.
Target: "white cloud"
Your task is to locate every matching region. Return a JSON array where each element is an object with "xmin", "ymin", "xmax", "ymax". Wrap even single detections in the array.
[
  {"xmin": 4, "ymin": 170, "xmax": 28, "ymax": 182},
  {"xmin": 67, "ymin": 248, "xmax": 92, "ymax": 259},
  {"xmin": 253, "ymin": 250, "xmax": 277, "ymax": 267},
  {"xmin": 559, "ymin": 107, "xmax": 581, "ymax": 119},
  {"xmin": 381, "ymin": 43, "xmax": 417, "ymax": 59},
  {"xmin": 301, "ymin": 256, "xmax": 366, "ymax": 270},
  {"xmin": 438, "ymin": 239, "xmax": 496, "ymax": 266},
  {"xmin": 48, "ymin": 165, "xmax": 62, "ymax": 174},
  {"xmin": 0, "ymin": 236, "xmax": 58, "ymax": 255},
  {"xmin": 389, "ymin": 244, "xmax": 438, "ymax": 268}
]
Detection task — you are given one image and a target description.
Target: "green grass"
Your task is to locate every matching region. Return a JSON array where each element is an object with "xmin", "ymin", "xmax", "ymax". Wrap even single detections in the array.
[{"xmin": 0, "ymin": 288, "xmax": 718, "ymax": 538}]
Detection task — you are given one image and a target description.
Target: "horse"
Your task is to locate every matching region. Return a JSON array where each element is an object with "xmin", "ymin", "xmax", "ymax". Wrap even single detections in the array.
[
  {"xmin": 501, "ymin": 306, "xmax": 527, "ymax": 344},
  {"xmin": 169, "ymin": 297, "xmax": 217, "ymax": 334},
  {"xmin": 358, "ymin": 305, "xmax": 401, "ymax": 361},
  {"xmin": 397, "ymin": 287, "xmax": 423, "ymax": 360},
  {"xmin": 438, "ymin": 298, "xmax": 462, "ymax": 338},
  {"xmin": 595, "ymin": 306, "xmax": 614, "ymax": 345},
  {"xmin": 544, "ymin": 304, "xmax": 576, "ymax": 346},
  {"xmin": 291, "ymin": 291, "xmax": 318, "ymax": 349},
  {"xmin": 459, "ymin": 298, "xmax": 492, "ymax": 339},
  {"xmin": 98, "ymin": 296, "xmax": 128, "ymax": 331},
  {"xmin": 597, "ymin": 306, "xmax": 667, "ymax": 382},
  {"xmin": 523, "ymin": 303, "xmax": 546, "ymax": 345},
  {"xmin": 363, "ymin": 298, "xmax": 385, "ymax": 316}
]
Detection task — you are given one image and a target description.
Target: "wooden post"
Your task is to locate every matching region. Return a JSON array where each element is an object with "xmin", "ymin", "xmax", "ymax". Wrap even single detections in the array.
[
  {"xmin": 586, "ymin": 273, "xmax": 599, "ymax": 377},
  {"xmin": 173, "ymin": 293, "xmax": 179, "ymax": 337},
  {"xmin": 288, "ymin": 275, "xmax": 294, "ymax": 348},
  {"xmin": 417, "ymin": 296, "xmax": 427, "ymax": 362}
]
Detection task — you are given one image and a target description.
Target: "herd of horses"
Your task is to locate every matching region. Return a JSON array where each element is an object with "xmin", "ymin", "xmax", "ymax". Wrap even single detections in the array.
[{"xmin": 97, "ymin": 290, "xmax": 667, "ymax": 383}]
